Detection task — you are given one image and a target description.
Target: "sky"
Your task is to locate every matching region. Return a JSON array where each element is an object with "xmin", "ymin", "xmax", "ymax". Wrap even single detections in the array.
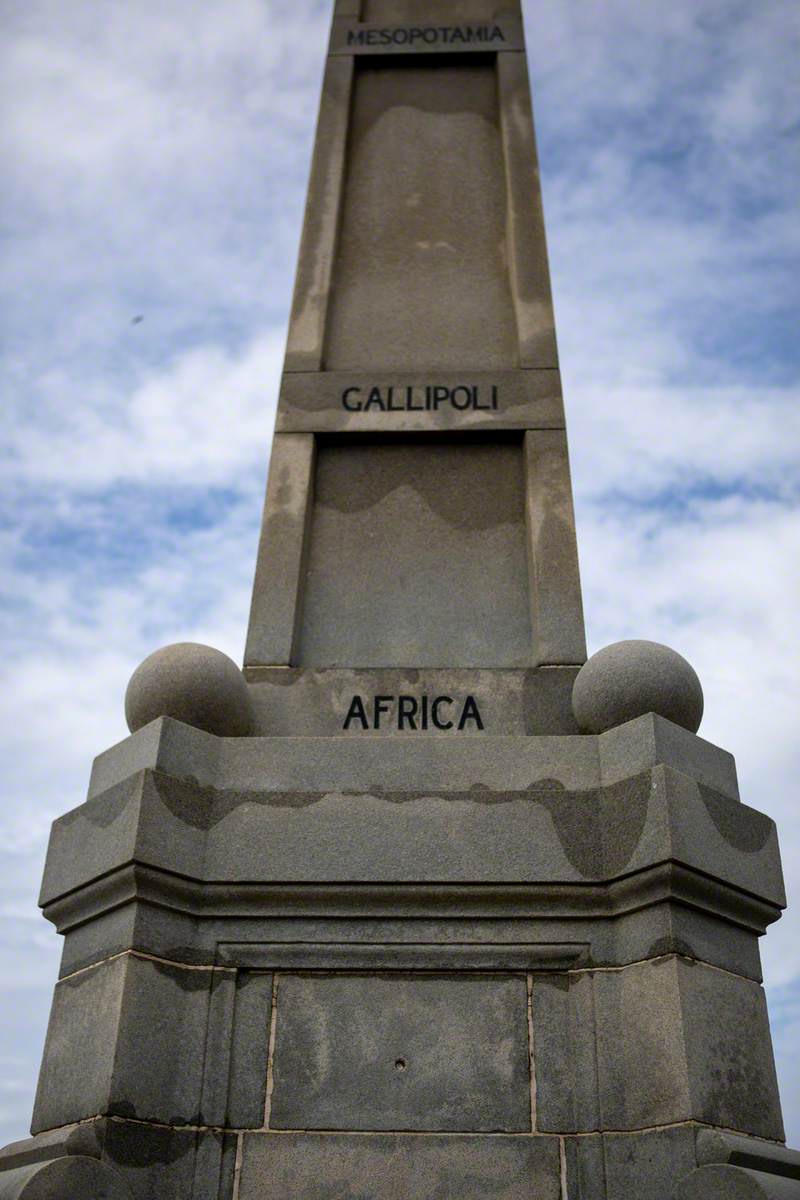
[{"xmin": 1, "ymin": 0, "xmax": 798, "ymax": 1151}]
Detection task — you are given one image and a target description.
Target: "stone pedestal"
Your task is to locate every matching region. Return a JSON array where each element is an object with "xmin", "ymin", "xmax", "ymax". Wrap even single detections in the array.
[{"xmin": 1, "ymin": 713, "xmax": 796, "ymax": 1197}]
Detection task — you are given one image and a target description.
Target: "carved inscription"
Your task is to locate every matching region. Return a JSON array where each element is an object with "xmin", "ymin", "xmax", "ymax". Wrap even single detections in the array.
[
  {"xmin": 343, "ymin": 694, "xmax": 485, "ymax": 732},
  {"xmin": 342, "ymin": 385, "xmax": 499, "ymax": 413},
  {"xmin": 347, "ymin": 25, "xmax": 506, "ymax": 48}
]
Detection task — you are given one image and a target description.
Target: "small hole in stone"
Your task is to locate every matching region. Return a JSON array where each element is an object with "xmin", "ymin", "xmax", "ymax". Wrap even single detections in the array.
[{"xmin": 394, "ymin": 1058, "xmax": 407, "ymax": 1072}]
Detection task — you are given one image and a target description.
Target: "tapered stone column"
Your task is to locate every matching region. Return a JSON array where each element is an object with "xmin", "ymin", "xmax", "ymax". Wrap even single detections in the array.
[{"xmin": 1, "ymin": 2, "xmax": 798, "ymax": 1197}]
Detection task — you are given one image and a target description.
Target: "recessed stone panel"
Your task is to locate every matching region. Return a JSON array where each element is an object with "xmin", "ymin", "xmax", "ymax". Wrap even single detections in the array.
[
  {"xmin": 323, "ymin": 58, "xmax": 516, "ymax": 370},
  {"xmin": 269, "ymin": 973, "xmax": 531, "ymax": 1131},
  {"xmin": 296, "ymin": 436, "xmax": 532, "ymax": 667}
]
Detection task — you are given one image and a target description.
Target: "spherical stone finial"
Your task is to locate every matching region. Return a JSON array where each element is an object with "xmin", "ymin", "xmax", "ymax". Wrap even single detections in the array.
[
  {"xmin": 125, "ymin": 642, "xmax": 255, "ymax": 737},
  {"xmin": 571, "ymin": 639, "xmax": 704, "ymax": 735}
]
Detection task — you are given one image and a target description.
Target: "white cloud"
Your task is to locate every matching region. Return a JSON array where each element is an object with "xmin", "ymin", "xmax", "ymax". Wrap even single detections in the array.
[{"xmin": 6, "ymin": 331, "xmax": 283, "ymax": 488}]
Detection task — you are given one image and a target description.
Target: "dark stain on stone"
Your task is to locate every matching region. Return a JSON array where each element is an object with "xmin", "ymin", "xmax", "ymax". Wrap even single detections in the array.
[
  {"xmin": 522, "ymin": 667, "xmax": 581, "ymax": 735},
  {"xmin": 313, "ymin": 439, "xmax": 525, "ymax": 531},
  {"xmin": 161, "ymin": 945, "xmax": 215, "ymax": 968},
  {"xmin": 532, "ymin": 972, "xmax": 570, "ymax": 992},
  {"xmin": 60, "ymin": 957, "xmax": 122, "ymax": 991},
  {"xmin": 104, "ymin": 1118, "xmax": 194, "ymax": 1168},
  {"xmin": 139, "ymin": 954, "xmax": 214, "ymax": 994},
  {"xmin": 148, "ymin": 770, "xmax": 651, "ymax": 881},
  {"xmin": 647, "ymin": 936, "xmax": 696, "ymax": 961},
  {"xmin": 356, "ymin": 58, "xmax": 499, "ymax": 130},
  {"xmin": 149, "ymin": 773, "xmax": 219, "ymax": 828},
  {"xmin": 65, "ymin": 1117, "xmax": 106, "ymax": 1158},
  {"xmin": 536, "ymin": 772, "xmax": 650, "ymax": 879},
  {"xmin": 699, "ymin": 784, "xmax": 773, "ymax": 852},
  {"xmin": 151, "ymin": 771, "xmax": 596, "ymax": 830},
  {"xmin": 599, "ymin": 774, "xmax": 652, "ymax": 876},
  {"xmin": 528, "ymin": 778, "xmax": 566, "ymax": 793},
  {"xmin": 110, "ymin": 1098, "xmax": 206, "ymax": 1134},
  {"xmin": 537, "ymin": 789, "xmax": 601, "ymax": 878},
  {"xmin": 107, "ymin": 1100, "xmax": 137, "ymax": 1121}
]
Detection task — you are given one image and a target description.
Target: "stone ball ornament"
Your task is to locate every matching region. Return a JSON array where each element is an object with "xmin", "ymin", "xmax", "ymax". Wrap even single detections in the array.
[
  {"xmin": 571, "ymin": 639, "xmax": 704, "ymax": 735},
  {"xmin": 125, "ymin": 642, "xmax": 255, "ymax": 737}
]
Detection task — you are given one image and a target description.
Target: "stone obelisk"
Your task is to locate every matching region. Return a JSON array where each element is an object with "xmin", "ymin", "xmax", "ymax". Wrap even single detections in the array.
[{"xmin": 1, "ymin": 1, "xmax": 798, "ymax": 1197}]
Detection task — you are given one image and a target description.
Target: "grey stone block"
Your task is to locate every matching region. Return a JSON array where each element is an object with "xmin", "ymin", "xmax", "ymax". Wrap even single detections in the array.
[
  {"xmin": 276, "ymin": 368, "xmax": 564, "ymax": 435},
  {"xmin": 226, "ymin": 971, "xmax": 274, "ymax": 1128},
  {"xmin": 533, "ymin": 956, "xmax": 784, "ymax": 1137},
  {"xmin": 54, "ymin": 882, "xmax": 763, "ymax": 992},
  {"xmin": 222, "ymin": 940, "xmax": 583, "ymax": 973},
  {"xmin": 678, "ymin": 959, "xmax": 784, "ymax": 1139},
  {"xmin": 600, "ymin": 712, "xmax": 739, "ymax": 799},
  {"xmin": 674, "ymin": 1165, "xmax": 800, "ymax": 1199},
  {"xmin": 238, "ymin": 1132, "xmax": 561, "ymax": 1199},
  {"xmin": 660, "ymin": 766, "xmax": 785, "ymax": 907},
  {"xmin": 615, "ymin": 901, "xmax": 764, "ymax": 982},
  {"xmin": 270, "ymin": 973, "xmax": 531, "ymax": 1131},
  {"xmin": 191, "ymin": 766, "xmax": 780, "ymax": 895},
  {"xmin": 40, "ymin": 774, "xmax": 144, "ymax": 909},
  {"xmin": 593, "ymin": 957, "xmax": 778, "ymax": 1136},
  {"xmin": 199, "ymin": 777, "xmax": 588, "ymax": 885},
  {"xmin": 56, "ymin": 901, "xmax": 198, "ymax": 980},
  {"xmin": 32, "ymin": 953, "xmax": 221, "ymax": 1132},
  {"xmin": 86, "ymin": 719, "xmax": 600, "ymax": 802},
  {"xmin": 601, "ymin": 1127, "xmax": 698, "ymax": 1198},
  {"xmin": 100, "ymin": 1121, "xmax": 236, "ymax": 1200},
  {"xmin": 564, "ymin": 1126, "xmax": 698, "ymax": 1200},
  {"xmin": 111, "ymin": 957, "xmax": 223, "ymax": 1128},
  {"xmin": 0, "ymin": 1156, "xmax": 133, "ymax": 1200},
  {"xmin": 83, "ymin": 712, "xmax": 741, "ymax": 804},
  {"xmin": 532, "ymin": 970, "xmax": 601, "ymax": 1132},
  {"xmin": 32, "ymin": 955, "xmax": 127, "ymax": 1133},
  {"xmin": 245, "ymin": 665, "xmax": 581, "ymax": 736},
  {"xmin": 608, "ymin": 764, "xmax": 785, "ymax": 908},
  {"xmin": 697, "ymin": 1130, "xmax": 800, "ymax": 1178}
]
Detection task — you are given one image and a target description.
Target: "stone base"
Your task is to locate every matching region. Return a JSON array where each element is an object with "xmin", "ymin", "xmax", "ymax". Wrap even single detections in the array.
[
  {"xmin": 3, "ymin": 1123, "xmax": 799, "ymax": 1200},
  {"xmin": 0, "ymin": 713, "xmax": 794, "ymax": 1199}
]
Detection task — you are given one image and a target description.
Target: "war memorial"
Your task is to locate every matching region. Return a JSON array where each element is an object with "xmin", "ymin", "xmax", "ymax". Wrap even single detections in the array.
[{"xmin": 1, "ymin": 1, "xmax": 798, "ymax": 1196}]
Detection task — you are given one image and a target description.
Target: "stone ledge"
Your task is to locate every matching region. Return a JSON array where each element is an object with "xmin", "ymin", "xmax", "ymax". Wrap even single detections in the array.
[
  {"xmin": 86, "ymin": 712, "xmax": 739, "ymax": 800},
  {"xmin": 43, "ymin": 863, "xmax": 782, "ymax": 939},
  {"xmin": 675, "ymin": 1164, "xmax": 800, "ymax": 1198},
  {"xmin": 697, "ymin": 1129, "xmax": 800, "ymax": 1180}
]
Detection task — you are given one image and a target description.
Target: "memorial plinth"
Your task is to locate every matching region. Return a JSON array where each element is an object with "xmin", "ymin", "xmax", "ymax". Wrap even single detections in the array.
[{"xmin": 2, "ymin": 1, "xmax": 798, "ymax": 1197}]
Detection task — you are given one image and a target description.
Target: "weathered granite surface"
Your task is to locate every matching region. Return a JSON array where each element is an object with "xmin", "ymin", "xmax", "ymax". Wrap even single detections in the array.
[{"xmin": 3, "ymin": 0, "xmax": 796, "ymax": 1197}]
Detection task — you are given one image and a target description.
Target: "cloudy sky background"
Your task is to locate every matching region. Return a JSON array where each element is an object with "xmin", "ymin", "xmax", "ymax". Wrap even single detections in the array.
[{"xmin": 1, "ymin": 0, "xmax": 798, "ymax": 1148}]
